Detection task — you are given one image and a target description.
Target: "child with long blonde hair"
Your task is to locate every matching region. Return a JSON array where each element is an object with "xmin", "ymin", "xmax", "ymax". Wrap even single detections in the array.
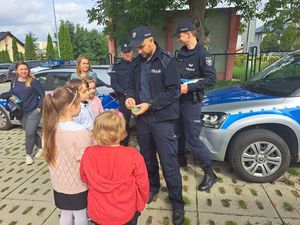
[
  {"xmin": 43, "ymin": 87, "xmax": 94, "ymax": 225},
  {"xmin": 80, "ymin": 111, "xmax": 149, "ymax": 225}
]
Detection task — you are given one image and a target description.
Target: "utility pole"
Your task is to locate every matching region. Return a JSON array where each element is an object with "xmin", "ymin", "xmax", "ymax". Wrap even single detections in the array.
[{"xmin": 52, "ymin": 0, "xmax": 61, "ymax": 59}]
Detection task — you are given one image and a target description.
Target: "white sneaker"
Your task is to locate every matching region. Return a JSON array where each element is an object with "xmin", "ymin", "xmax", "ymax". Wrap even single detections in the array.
[
  {"xmin": 26, "ymin": 155, "xmax": 34, "ymax": 165},
  {"xmin": 35, "ymin": 148, "xmax": 43, "ymax": 158}
]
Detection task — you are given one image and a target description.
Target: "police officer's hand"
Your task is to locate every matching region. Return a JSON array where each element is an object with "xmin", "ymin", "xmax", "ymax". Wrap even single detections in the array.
[
  {"xmin": 132, "ymin": 103, "xmax": 150, "ymax": 116},
  {"xmin": 181, "ymin": 83, "xmax": 188, "ymax": 94},
  {"xmin": 125, "ymin": 98, "xmax": 136, "ymax": 109}
]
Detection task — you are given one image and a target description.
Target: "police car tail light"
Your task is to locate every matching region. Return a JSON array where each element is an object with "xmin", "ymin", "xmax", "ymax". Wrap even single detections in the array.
[{"xmin": 201, "ymin": 112, "xmax": 227, "ymax": 129}]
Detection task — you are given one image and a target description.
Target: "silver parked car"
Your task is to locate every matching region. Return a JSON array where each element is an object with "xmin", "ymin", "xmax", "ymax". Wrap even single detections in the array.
[{"xmin": 0, "ymin": 67, "xmax": 118, "ymax": 130}]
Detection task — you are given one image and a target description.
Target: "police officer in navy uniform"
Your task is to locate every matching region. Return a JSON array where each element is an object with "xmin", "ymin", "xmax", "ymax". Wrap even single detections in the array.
[
  {"xmin": 109, "ymin": 43, "xmax": 133, "ymax": 146},
  {"xmin": 125, "ymin": 25, "xmax": 185, "ymax": 225},
  {"xmin": 175, "ymin": 21, "xmax": 218, "ymax": 191}
]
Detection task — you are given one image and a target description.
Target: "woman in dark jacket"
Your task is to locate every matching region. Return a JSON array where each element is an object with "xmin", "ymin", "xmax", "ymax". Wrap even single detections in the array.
[{"xmin": 12, "ymin": 61, "xmax": 45, "ymax": 165}]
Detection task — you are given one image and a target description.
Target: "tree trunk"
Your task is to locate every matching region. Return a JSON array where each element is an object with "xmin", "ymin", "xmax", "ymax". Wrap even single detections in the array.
[{"xmin": 188, "ymin": 0, "xmax": 206, "ymax": 45}]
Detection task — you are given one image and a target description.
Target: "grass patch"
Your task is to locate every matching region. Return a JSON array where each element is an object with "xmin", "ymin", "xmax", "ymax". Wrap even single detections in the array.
[
  {"xmin": 245, "ymin": 221, "xmax": 252, "ymax": 225},
  {"xmin": 219, "ymin": 187, "xmax": 226, "ymax": 194},
  {"xmin": 225, "ymin": 221, "xmax": 238, "ymax": 225},
  {"xmin": 183, "ymin": 185, "xmax": 188, "ymax": 192},
  {"xmin": 283, "ymin": 202, "xmax": 294, "ymax": 212},
  {"xmin": 161, "ymin": 186, "xmax": 168, "ymax": 192},
  {"xmin": 214, "ymin": 167, "xmax": 221, "ymax": 173},
  {"xmin": 206, "ymin": 198, "xmax": 212, "ymax": 206},
  {"xmin": 183, "ymin": 196, "xmax": 192, "ymax": 205},
  {"xmin": 256, "ymin": 200, "xmax": 264, "ymax": 210},
  {"xmin": 250, "ymin": 188, "xmax": 258, "ymax": 196},
  {"xmin": 275, "ymin": 190, "xmax": 282, "ymax": 197},
  {"xmin": 235, "ymin": 187, "xmax": 242, "ymax": 195},
  {"xmin": 238, "ymin": 200, "xmax": 247, "ymax": 209},
  {"xmin": 183, "ymin": 218, "xmax": 191, "ymax": 225},
  {"xmin": 217, "ymin": 177, "xmax": 223, "ymax": 183},
  {"xmin": 146, "ymin": 216, "xmax": 153, "ymax": 225},
  {"xmin": 233, "ymin": 64, "xmax": 247, "ymax": 80},
  {"xmin": 208, "ymin": 219, "xmax": 216, "ymax": 225},
  {"xmin": 221, "ymin": 199, "xmax": 231, "ymax": 208},
  {"xmin": 183, "ymin": 175, "xmax": 188, "ymax": 181},
  {"xmin": 22, "ymin": 206, "xmax": 33, "ymax": 215},
  {"xmin": 287, "ymin": 168, "xmax": 300, "ymax": 176},
  {"xmin": 291, "ymin": 190, "xmax": 300, "ymax": 198},
  {"xmin": 163, "ymin": 216, "xmax": 170, "ymax": 225}
]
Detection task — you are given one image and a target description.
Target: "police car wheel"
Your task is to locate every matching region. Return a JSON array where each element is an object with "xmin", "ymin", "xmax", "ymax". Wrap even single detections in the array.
[
  {"xmin": 0, "ymin": 107, "xmax": 13, "ymax": 130},
  {"xmin": 228, "ymin": 128, "xmax": 290, "ymax": 183}
]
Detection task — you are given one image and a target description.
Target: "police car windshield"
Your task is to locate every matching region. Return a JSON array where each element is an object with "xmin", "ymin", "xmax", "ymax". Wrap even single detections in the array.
[{"xmin": 244, "ymin": 53, "xmax": 300, "ymax": 97}]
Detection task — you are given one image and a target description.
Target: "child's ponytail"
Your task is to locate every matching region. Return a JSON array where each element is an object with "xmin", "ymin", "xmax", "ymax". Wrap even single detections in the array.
[
  {"xmin": 43, "ymin": 87, "xmax": 80, "ymax": 167},
  {"xmin": 43, "ymin": 93, "xmax": 59, "ymax": 167}
]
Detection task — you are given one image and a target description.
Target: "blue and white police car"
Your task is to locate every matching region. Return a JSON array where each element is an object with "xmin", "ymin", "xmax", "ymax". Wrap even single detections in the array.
[
  {"xmin": 0, "ymin": 67, "xmax": 118, "ymax": 130},
  {"xmin": 201, "ymin": 50, "xmax": 300, "ymax": 182}
]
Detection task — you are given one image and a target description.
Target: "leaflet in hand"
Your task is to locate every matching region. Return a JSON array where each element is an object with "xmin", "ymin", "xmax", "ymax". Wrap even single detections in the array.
[{"xmin": 181, "ymin": 78, "xmax": 203, "ymax": 84}]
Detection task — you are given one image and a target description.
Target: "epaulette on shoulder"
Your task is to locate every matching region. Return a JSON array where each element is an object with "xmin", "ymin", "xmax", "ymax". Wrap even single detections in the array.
[
  {"xmin": 161, "ymin": 49, "xmax": 173, "ymax": 59},
  {"xmin": 160, "ymin": 50, "xmax": 173, "ymax": 69},
  {"xmin": 114, "ymin": 59, "xmax": 122, "ymax": 64}
]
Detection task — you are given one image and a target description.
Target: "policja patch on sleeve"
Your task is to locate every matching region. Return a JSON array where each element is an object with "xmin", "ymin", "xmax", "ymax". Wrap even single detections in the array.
[{"xmin": 205, "ymin": 57, "xmax": 213, "ymax": 66}]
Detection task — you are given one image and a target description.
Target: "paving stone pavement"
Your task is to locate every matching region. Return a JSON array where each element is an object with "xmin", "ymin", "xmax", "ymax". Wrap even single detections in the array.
[{"xmin": 0, "ymin": 127, "xmax": 300, "ymax": 225}]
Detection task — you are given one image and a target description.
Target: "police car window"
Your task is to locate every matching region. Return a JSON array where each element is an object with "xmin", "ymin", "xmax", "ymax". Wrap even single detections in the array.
[
  {"xmin": 245, "ymin": 55, "xmax": 300, "ymax": 97},
  {"xmin": 34, "ymin": 72, "xmax": 48, "ymax": 88},
  {"xmin": 50, "ymin": 72, "xmax": 70, "ymax": 90}
]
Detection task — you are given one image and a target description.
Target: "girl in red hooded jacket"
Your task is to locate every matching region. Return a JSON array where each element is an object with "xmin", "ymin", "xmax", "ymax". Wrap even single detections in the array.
[{"xmin": 80, "ymin": 110, "xmax": 149, "ymax": 225}]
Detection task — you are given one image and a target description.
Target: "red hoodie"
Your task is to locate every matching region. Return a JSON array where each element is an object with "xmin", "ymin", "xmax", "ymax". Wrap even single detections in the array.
[{"xmin": 80, "ymin": 145, "xmax": 149, "ymax": 225}]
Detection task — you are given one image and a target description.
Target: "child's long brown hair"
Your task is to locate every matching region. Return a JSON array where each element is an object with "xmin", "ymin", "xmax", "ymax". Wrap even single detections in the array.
[{"xmin": 43, "ymin": 87, "xmax": 80, "ymax": 167}]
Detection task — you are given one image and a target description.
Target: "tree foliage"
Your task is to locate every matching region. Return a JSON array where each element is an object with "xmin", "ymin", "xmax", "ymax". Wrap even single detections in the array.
[
  {"xmin": 260, "ymin": 33, "xmax": 280, "ymax": 52},
  {"xmin": 58, "ymin": 21, "xmax": 74, "ymax": 60},
  {"xmin": 279, "ymin": 23, "xmax": 298, "ymax": 51},
  {"xmin": 12, "ymin": 38, "xmax": 20, "ymax": 62},
  {"xmin": 24, "ymin": 32, "xmax": 37, "ymax": 60},
  {"xmin": 87, "ymin": 0, "xmax": 261, "ymax": 45},
  {"xmin": 258, "ymin": 1, "xmax": 300, "ymax": 34},
  {"xmin": 87, "ymin": 0, "xmax": 299, "ymax": 46},
  {"xmin": 0, "ymin": 50, "xmax": 11, "ymax": 63},
  {"xmin": 64, "ymin": 21, "xmax": 109, "ymax": 63},
  {"xmin": 46, "ymin": 34, "xmax": 56, "ymax": 60}
]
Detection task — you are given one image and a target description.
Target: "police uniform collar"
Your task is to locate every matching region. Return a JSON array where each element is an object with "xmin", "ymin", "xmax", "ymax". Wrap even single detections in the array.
[
  {"xmin": 180, "ymin": 42, "xmax": 202, "ymax": 56},
  {"xmin": 135, "ymin": 41, "xmax": 162, "ymax": 63},
  {"xmin": 148, "ymin": 41, "xmax": 161, "ymax": 61}
]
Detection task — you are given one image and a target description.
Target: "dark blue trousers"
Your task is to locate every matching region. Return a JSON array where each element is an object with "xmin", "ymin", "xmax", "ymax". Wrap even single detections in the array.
[
  {"xmin": 136, "ymin": 115, "xmax": 184, "ymax": 209},
  {"xmin": 177, "ymin": 101, "xmax": 212, "ymax": 168}
]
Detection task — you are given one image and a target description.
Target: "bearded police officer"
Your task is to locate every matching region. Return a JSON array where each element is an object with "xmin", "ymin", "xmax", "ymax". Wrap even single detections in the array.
[
  {"xmin": 175, "ymin": 21, "xmax": 217, "ymax": 191},
  {"xmin": 125, "ymin": 25, "xmax": 185, "ymax": 225},
  {"xmin": 109, "ymin": 43, "xmax": 133, "ymax": 146}
]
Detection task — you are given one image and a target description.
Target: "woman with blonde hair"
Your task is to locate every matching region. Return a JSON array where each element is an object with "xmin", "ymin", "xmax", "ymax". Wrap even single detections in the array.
[
  {"xmin": 71, "ymin": 55, "xmax": 98, "ymax": 81},
  {"xmin": 11, "ymin": 61, "xmax": 45, "ymax": 165}
]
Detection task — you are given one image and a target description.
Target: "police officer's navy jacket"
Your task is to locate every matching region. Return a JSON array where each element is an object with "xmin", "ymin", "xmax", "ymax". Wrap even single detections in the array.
[
  {"xmin": 109, "ymin": 59, "xmax": 132, "ymax": 97},
  {"xmin": 177, "ymin": 42, "xmax": 216, "ymax": 98},
  {"xmin": 127, "ymin": 43, "xmax": 180, "ymax": 122}
]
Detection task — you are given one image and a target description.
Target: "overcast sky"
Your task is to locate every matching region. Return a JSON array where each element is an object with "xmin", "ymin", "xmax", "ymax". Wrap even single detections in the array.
[{"xmin": 0, "ymin": 0, "xmax": 100, "ymax": 42}]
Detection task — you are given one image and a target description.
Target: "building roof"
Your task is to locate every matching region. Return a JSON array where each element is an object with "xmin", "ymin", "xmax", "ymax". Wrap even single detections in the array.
[
  {"xmin": 0, "ymin": 32, "xmax": 24, "ymax": 46},
  {"xmin": 255, "ymin": 26, "xmax": 264, "ymax": 33}
]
